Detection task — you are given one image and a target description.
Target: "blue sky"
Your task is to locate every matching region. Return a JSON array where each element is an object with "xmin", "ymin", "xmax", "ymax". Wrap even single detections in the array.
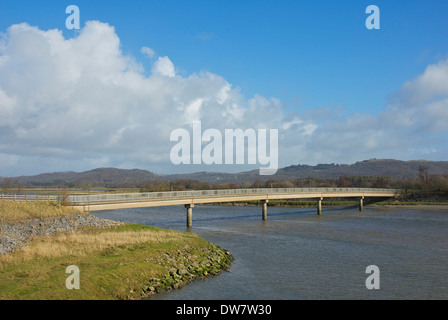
[
  {"xmin": 0, "ymin": 0, "xmax": 447, "ymax": 176},
  {"xmin": 2, "ymin": 0, "xmax": 447, "ymax": 114}
]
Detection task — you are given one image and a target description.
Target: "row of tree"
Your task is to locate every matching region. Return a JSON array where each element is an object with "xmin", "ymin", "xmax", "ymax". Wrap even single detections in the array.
[
  {"xmin": 0, "ymin": 177, "xmax": 23, "ymax": 195},
  {"xmin": 3, "ymin": 166, "xmax": 448, "ymax": 201},
  {"xmin": 138, "ymin": 174, "xmax": 448, "ymax": 201}
]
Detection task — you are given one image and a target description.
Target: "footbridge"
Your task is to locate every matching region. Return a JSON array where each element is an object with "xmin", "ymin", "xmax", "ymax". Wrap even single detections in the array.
[{"xmin": 65, "ymin": 188, "xmax": 398, "ymax": 227}]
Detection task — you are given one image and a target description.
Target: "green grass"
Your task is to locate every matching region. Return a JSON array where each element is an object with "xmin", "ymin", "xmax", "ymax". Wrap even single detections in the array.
[
  {"xmin": 209, "ymin": 199, "xmax": 448, "ymax": 207},
  {"xmin": 209, "ymin": 200, "xmax": 359, "ymax": 207},
  {"xmin": 373, "ymin": 200, "xmax": 448, "ymax": 206},
  {"xmin": 0, "ymin": 221, "xmax": 232, "ymax": 300}
]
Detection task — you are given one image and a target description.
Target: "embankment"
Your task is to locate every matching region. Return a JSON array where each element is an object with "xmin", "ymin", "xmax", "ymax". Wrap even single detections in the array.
[{"xmin": 0, "ymin": 201, "xmax": 233, "ymax": 300}]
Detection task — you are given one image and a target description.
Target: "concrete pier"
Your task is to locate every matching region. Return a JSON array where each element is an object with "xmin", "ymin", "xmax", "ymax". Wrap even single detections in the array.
[
  {"xmin": 359, "ymin": 197, "xmax": 364, "ymax": 212},
  {"xmin": 185, "ymin": 204, "xmax": 194, "ymax": 227},
  {"xmin": 317, "ymin": 198, "xmax": 322, "ymax": 215},
  {"xmin": 261, "ymin": 200, "xmax": 269, "ymax": 220}
]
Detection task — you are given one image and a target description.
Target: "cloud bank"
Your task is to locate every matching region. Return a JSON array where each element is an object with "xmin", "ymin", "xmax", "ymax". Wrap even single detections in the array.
[{"xmin": 0, "ymin": 21, "xmax": 446, "ymax": 176}]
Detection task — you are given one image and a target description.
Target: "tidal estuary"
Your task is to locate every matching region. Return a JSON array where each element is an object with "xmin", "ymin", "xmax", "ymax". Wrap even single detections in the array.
[{"xmin": 92, "ymin": 205, "xmax": 448, "ymax": 300}]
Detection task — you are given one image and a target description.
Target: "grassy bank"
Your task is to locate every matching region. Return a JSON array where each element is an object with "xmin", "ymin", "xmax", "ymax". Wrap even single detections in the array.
[
  {"xmin": 372, "ymin": 200, "xmax": 448, "ymax": 206},
  {"xmin": 0, "ymin": 200, "xmax": 78, "ymax": 222},
  {"xmin": 0, "ymin": 202, "xmax": 232, "ymax": 300},
  {"xmin": 208, "ymin": 199, "xmax": 448, "ymax": 207},
  {"xmin": 209, "ymin": 200, "xmax": 359, "ymax": 207}
]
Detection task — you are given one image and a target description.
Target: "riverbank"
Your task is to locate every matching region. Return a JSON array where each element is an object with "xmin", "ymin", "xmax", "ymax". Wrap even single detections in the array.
[
  {"xmin": 209, "ymin": 200, "xmax": 359, "ymax": 208},
  {"xmin": 370, "ymin": 203, "xmax": 448, "ymax": 210},
  {"xmin": 207, "ymin": 199, "xmax": 448, "ymax": 209},
  {"xmin": 0, "ymin": 201, "xmax": 233, "ymax": 300}
]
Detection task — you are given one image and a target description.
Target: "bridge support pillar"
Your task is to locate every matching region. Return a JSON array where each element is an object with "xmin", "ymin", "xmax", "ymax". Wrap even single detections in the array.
[
  {"xmin": 261, "ymin": 200, "xmax": 269, "ymax": 220},
  {"xmin": 317, "ymin": 198, "xmax": 322, "ymax": 215},
  {"xmin": 359, "ymin": 197, "xmax": 364, "ymax": 212},
  {"xmin": 185, "ymin": 204, "xmax": 194, "ymax": 227}
]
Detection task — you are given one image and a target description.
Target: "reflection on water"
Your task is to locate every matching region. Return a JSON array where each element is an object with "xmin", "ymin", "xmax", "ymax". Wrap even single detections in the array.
[{"xmin": 92, "ymin": 205, "xmax": 448, "ymax": 300}]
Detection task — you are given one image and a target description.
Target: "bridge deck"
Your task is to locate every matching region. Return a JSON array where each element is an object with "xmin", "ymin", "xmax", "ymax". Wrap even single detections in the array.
[
  {"xmin": 1, "ymin": 188, "xmax": 399, "ymax": 227},
  {"xmin": 67, "ymin": 188, "xmax": 398, "ymax": 212}
]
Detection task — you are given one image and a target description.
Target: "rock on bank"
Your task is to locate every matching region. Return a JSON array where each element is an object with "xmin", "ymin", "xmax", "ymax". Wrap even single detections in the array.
[{"xmin": 0, "ymin": 213, "xmax": 122, "ymax": 255}]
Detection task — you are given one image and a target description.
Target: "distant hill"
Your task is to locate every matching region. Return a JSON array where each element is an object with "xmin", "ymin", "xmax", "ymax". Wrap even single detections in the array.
[
  {"xmin": 274, "ymin": 159, "xmax": 448, "ymax": 180},
  {"xmin": 6, "ymin": 168, "xmax": 162, "ymax": 188},
  {"xmin": 163, "ymin": 159, "xmax": 448, "ymax": 183},
  {"xmin": 2, "ymin": 159, "xmax": 448, "ymax": 188}
]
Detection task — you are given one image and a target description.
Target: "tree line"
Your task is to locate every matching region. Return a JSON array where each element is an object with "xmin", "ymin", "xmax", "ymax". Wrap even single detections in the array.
[
  {"xmin": 139, "ymin": 173, "xmax": 448, "ymax": 202},
  {"xmin": 3, "ymin": 166, "xmax": 448, "ymax": 202}
]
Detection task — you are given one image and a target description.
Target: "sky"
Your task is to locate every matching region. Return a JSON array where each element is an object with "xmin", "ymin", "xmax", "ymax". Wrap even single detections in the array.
[{"xmin": 0, "ymin": 0, "xmax": 447, "ymax": 177}]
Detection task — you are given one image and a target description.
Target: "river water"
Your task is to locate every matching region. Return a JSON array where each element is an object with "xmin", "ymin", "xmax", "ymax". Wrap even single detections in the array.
[{"xmin": 92, "ymin": 205, "xmax": 448, "ymax": 300}]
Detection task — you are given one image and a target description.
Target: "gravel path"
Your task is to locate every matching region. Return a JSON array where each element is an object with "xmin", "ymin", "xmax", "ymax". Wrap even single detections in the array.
[{"xmin": 0, "ymin": 213, "xmax": 122, "ymax": 255}]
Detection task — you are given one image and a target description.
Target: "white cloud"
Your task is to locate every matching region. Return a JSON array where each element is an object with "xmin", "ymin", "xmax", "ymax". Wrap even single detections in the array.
[
  {"xmin": 152, "ymin": 56, "xmax": 176, "ymax": 77},
  {"xmin": 392, "ymin": 60, "xmax": 448, "ymax": 134},
  {"xmin": 0, "ymin": 20, "xmax": 446, "ymax": 177},
  {"xmin": 296, "ymin": 58, "xmax": 448, "ymax": 165},
  {"xmin": 0, "ymin": 21, "xmax": 315, "ymax": 175},
  {"xmin": 141, "ymin": 46, "xmax": 155, "ymax": 58},
  {"xmin": 401, "ymin": 60, "xmax": 448, "ymax": 105}
]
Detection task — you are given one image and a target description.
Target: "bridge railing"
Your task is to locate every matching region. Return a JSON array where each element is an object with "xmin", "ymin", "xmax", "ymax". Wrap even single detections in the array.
[
  {"xmin": 0, "ymin": 194, "xmax": 60, "ymax": 202},
  {"xmin": 66, "ymin": 188, "xmax": 399, "ymax": 204}
]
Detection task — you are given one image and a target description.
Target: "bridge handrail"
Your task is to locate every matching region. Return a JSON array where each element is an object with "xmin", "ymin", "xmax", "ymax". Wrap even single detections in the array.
[
  {"xmin": 64, "ymin": 187, "xmax": 399, "ymax": 204},
  {"xmin": 0, "ymin": 194, "xmax": 60, "ymax": 202}
]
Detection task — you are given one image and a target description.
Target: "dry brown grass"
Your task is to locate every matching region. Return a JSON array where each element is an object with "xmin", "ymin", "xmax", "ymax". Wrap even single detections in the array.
[
  {"xmin": 0, "ymin": 201, "xmax": 188, "ymax": 267},
  {"xmin": 0, "ymin": 200, "xmax": 78, "ymax": 223},
  {"xmin": 0, "ymin": 200, "xmax": 230, "ymax": 300},
  {"xmin": 0, "ymin": 200, "xmax": 80, "ymax": 237},
  {"xmin": 0, "ymin": 220, "xmax": 226, "ymax": 300},
  {"xmin": 0, "ymin": 224, "xmax": 190, "ymax": 268}
]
